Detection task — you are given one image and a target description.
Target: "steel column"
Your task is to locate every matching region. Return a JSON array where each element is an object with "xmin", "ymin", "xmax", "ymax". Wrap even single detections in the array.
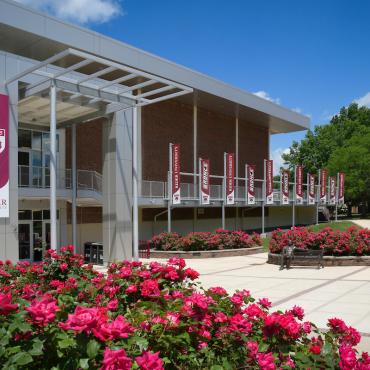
[
  {"xmin": 262, "ymin": 159, "xmax": 266, "ymax": 235},
  {"xmin": 235, "ymin": 116, "xmax": 239, "ymax": 230},
  {"xmin": 168, "ymin": 143, "xmax": 172, "ymax": 233},
  {"xmin": 316, "ymin": 169, "xmax": 320, "ymax": 224},
  {"xmin": 71, "ymin": 123, "xmax": 77, "ymax": 250},
  {"xmin": 335, "ymin": 173, "xmax": 339, "ymax": 222},
  {"xmin": 50, "ymin": 82, "xmax": 57, "ymax": 250},
  {"xmin": 292, "ymin": 166, "xmax": 296, "ymax": 227},
  {"xmin": 133, "ymin": 106, "xmax": 139, "ymax": 260},
  {"xmin": 222, "ymin": 153, "xmax": 226, "ymax": 229}
]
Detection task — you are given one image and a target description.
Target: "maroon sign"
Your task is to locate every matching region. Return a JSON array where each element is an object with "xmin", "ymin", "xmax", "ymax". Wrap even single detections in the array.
[
  {"xmin": 200, "ymin": 158, "xmax": 210, "ymax": 205},
  {"xmin": 281, "ymin": 170, "xmax": 289, "ymax": 205},
  {"xmin": 329, "ymin": 176, "xmax": 336, "ymax": 205},
  {"xmin": 246, "ymin": 164, "xmax": 256, "ymax": 205},
  {"xmin": 308, "ymin": 174, "xmax": 315, "ymax": 205},
  {"xmin": 295, "ymin": 165, "xmax": 303, "ymax": 204},
  {"xmin": 320, "ymin": 169, "xmax": 327, "ymax": 203},
  {"xmin": 338, "ymin": 173, "xmax": 345, "ymax": 204},
  {"xmin": 225, "ymin": 153, "xmax": 235, "ymax": 205},
  {"xmin": 265, "ymin": 159, "xmax": 273, "ymax": 204},
  {"xmin": 171, "ymin": 144, "xmax": 181, "ymax": 204},
  {"xmin": 0, "ymin": 94, "xmax": 9, "ymax": 218}
]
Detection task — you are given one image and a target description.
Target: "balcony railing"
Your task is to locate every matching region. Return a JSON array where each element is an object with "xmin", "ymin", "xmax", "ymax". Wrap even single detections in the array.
[{"xmin": 18, "ymin": 166, "xmax": 102, "ymax": 194}]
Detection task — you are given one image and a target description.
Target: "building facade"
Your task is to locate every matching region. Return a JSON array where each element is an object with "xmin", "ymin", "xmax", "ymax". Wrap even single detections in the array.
[{"xmin": 0, "ymin": 0, "xmax": 313, "ymax": 262}]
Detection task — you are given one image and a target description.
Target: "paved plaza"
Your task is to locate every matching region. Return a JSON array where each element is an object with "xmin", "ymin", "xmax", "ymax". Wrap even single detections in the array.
[{"xmin": 141, "ymin": 252, "xmax": 370, "ymax": 351}]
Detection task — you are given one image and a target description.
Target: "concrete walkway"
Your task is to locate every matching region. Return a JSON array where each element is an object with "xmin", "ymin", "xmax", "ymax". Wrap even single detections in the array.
[
  {"xmin": 141, "ymin": 253, "xmax": 370, "ymax": 351},
  {"xmin": 353, "ymin": 219, "xmax": 370, "ymax": 229}
]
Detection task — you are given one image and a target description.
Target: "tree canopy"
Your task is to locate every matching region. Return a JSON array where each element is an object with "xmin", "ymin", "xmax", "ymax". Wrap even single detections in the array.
[{"xmin": 282, "ymin": 103, "xmax": 370, "ymax": 206}]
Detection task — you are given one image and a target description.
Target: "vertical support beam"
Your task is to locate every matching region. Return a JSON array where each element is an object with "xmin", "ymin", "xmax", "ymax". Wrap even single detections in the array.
[
  {"xmin": 50, "ymin": 81, "xmax": 57, "ymax": 251},
  {"xmin": 193, "ymin": 97, "xmax": 197, "ymax": 230},
  {"xmin": 262, "ymin": 159, "xmax": 266, "ymax": 235},
  {"xmin": 132, "ymin": 106, "xmax": 139, "ymax": 260},
  {"xmin": 292, "ymin": 165, "xmax": 296, "ymax": 228},
  {"xmin": 71, "ymin": 124, "xmax": 77, "ymax": 250},
  {"xmin": 335, "ymin": 172, "xmax": 339, "ymax": 222}
]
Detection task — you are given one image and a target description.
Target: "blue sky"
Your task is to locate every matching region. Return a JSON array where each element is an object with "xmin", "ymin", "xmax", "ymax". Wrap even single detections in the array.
[{"xmin": 17, "ymin": 0, "xmax": 370, "ymax": 171}]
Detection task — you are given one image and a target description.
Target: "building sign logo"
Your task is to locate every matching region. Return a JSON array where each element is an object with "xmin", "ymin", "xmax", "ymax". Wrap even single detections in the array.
[
  {"xmin": 295, "ymin": 165, "xmax": 303, "ymax": 204},
  {"xmin": 225, "ymin": 153, "xmax": 235, "ymax": 205},
  {"xmin": 329, "ymin": 176, "xmax": 336, "ymax": 205},
  {"xmin": 281, "ymin": 170, "xmax": 290, "ymax": 205},
  {"xmin": 245, "ymin": 164, "xmax": 256, "ymax": 205},
  {"xmin": 265, "ymin": 159, "xmax": 274, "ymax": 204},
  {"xmin": 200, "ymin": 158, "xmax": 210, "ymax": 205},
  {"xmin": 320, "ymin": 169, "xmax": 327, "ymax": 204},
  {"xmin": 171, "ymin": 144, "xmax": 181, "ymax": 204},
  {"xmin": 338, "ymin": 173, "xmax": 345, "ymax": 205},
  {"xmin": 308, "ymin": 174, "xmax": 315, "ymax": 205},
  {"xmin": 0, "ymin": 94, "xmax": 9, "ymax": 218}
]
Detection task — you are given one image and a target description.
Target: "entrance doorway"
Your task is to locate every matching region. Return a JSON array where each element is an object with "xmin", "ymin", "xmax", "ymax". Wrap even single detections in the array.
[{"xmin": 18, "ymin": 210, "xmax": 59, "ymax": 261}]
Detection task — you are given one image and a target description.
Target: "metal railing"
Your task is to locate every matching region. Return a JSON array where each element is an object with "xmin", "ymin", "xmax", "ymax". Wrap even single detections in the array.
[{"xmin": 18, "ymin": 166, "xmax": 102, "ymax": 194}]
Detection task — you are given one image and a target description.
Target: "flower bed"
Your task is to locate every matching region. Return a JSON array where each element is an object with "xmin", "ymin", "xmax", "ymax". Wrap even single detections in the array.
[
  {"xmin": 1, "ymin": 248, "xmax": 370, "ymax": 369},
  {"xmin": 269, "ymin": 226, "xmax": 370, "ymax": 256},
  {"xmin": 150, "ymin": 228, "xmax": 263, "ymax": 251}
]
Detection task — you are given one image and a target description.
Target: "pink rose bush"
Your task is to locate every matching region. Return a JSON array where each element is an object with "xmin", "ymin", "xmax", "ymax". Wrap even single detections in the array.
[
  {"xmin": 270, "ymin": 226, "xmax": 370, "ymax": 256},
  {"xmin": 150, "ymin": 228, "xmax": 262, "ymax": 251},
  {"xmin": 0, "ymin": 246, "xmax": 369, "ymax": 369}
]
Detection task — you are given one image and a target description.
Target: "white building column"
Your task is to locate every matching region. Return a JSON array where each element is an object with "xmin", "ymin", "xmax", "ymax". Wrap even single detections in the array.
[
  {"xmin": 193, "ymin": 96, "xmax": 198, "ymax": 231},
  {"xmin": 71, "ymin": 123, "xmax": 77, "ymax": 249},
  {"xmin": 50, "ymin": 81, "xmax": 57, "ymax": 251},
  {"xmin": 132, "ymin": 106, "xmax": 139, "ymax": 260}
]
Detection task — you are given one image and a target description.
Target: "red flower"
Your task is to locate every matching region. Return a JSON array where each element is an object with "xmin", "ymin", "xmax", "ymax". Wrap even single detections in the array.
[
  {"xmin": 140, "ymin": 279, "xmax": 161, "ymax": 297},
  {"xmin": 93, "ymin": 315, "xmax": 135, "ymax": 342},
  {"xmin": 26, "ymin": 296, "xmax": 59, "ymax": 326},
  {"xmin": 184, "ymin": 268, "xmax": 199, "ymax": 280},
  {"xmin": 59, "ymin": 263, "xmax": 68, "ymax": 271},
  {"xmin": 101, "ymin": 348, "xmax": 132, "ymax": 370},
  {"xmin": 339, "ymin": 344, "xmax": 357, "ymax": 370},
  {"xmin": 258, "ymin": 298, "xmax": 272, "ymax": 309},
  {"xmin": 0, "ymin": 293, "xmax": 18, "ymax": 315},
  {"xmin": 256, "ymin": 352, "xmax": 276, "ymax": 370},
  {"xmin": 136, "ymin": 351, "xmax": 164, "ymax": 370},
  {"xmin": 309, "ymin": 345, "xmax": 321, "ymax": 355},
  {"xmin": 107, "ymin": 299, "xmax": 118, "ymax": 311}
]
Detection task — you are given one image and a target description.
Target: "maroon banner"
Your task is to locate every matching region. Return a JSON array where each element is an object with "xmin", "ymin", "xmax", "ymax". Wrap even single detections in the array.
[
  {"xmin": 338, "ymin": 173, "xmax": 345, "ymax": 204},
  {"xmin": 295, "ymin": 165, "xmax": 303, "ymax": 204},
  {"xmin": 265, "ymin": 159, "xmax": 273, "ymax": 204},
  {"xmin": 246, "ymin": 164, "xmax": 256, "ymax": 205},
  {"xmin": 308, "ymin": 174, "xmax": 315, "ymax": 205},
  {"xmin": 200, "ymin": 158, "xmax": 210, "ymax": 205},
  {"xmin": 320, "ymin": 169, "xmax": 327, "ymax": 203},
  {"xmin": 281, "ymin": 170, "xmax": 289, "ymax": 205},
  {"xmin": 0, "ymin": 94, "xmax": 9, "ymax": 218},
  {"xmin": 171, "ymin": 144, "xmax": 181, "ymax": 204},
  {"xmin": 329, "ymin": 176, "xmax": 336, "ymax": 205},
  {"xmin": 225, "ymin": 153, "xmax": 235, "ymax": 205}
]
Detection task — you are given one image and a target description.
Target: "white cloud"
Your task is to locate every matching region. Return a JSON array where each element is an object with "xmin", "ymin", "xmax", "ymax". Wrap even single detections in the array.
[
  {"xmin": 253, "ymin": 91, "xmax": 281, "ymax": 105},
  {"xmin": 271, "ymin": 147, "xmax": 290, "ymax": 175},
  {"xmin": 15, "ymin": 0, "xmax": 122, "ymax": 24},
  {"xmin": 354, "ymin": 92, "xmax": 370, "ymax": 107}
]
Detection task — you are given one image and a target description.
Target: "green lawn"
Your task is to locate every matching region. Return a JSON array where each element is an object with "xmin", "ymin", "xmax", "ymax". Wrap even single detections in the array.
[
  {"xmin": 261, "ymin": 221, "xmax": 361, "ymax": 252},
  {"xmin": 307, "ymin": 221, "xmax": 361, "ymax": 232}
]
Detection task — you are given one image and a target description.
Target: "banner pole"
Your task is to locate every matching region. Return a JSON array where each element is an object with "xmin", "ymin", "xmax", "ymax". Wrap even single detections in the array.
[
  {"xmin": 335, "ymin": 173, "xmax": 339, "ymax": 222},
  {"xmin": 292, "ymin": 166, "xmax": 296, "ymax": 228},
  {"xmin": 168, "ymin": 143, "xmax": 172, "ymax": 233},
  {"xmin": 316, "ymin": 169, "xmax": 320, "ymax": 225},
  {"xmin": 262, "ymin": 159, "xmax": 266, "ymax": 235},
  {"xmin": 222, "ymin": 153, "xmax": 226, "ymax": 229}
]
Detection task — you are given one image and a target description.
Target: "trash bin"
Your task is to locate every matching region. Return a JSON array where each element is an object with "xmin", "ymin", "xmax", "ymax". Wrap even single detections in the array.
[{"xmin": 84, "ymin": 242, "xmax": 103, "ymax": 265}]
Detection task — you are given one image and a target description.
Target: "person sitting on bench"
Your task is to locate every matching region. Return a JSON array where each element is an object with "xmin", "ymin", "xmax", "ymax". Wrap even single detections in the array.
[{"xmin": 280, "ymin": 240, "xmax": 295, "ymax": 270}]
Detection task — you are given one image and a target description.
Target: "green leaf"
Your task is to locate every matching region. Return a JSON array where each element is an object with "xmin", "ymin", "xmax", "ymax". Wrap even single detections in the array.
[
  {"xmin": 58, "ymin": 337, "xmax": 76, "ymax": 349},
  {"xmin": 79, "ymin": 358, "xmax": 89, "ymax": 369},
  {"xmin": 258, "ymin": 342, "xmax": 269, "ymax": 352},
  {"xmin": 11, "ymin": 352, "xmax": 33, "ymax": 366},
  {"xmin": 29, "ymin": 339, "xmax": 44, "ymax": 356},
  {"xmin": 210, "ymin": 366, "xmax": 224, "ymax": 370},
  {"xmin": 86, "ymin": 339, "xmax": 100, "ymax": 359}
]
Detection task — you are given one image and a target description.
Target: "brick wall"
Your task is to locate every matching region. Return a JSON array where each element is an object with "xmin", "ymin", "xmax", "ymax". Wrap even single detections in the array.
[
  {"xmin": 66, "ymin": 203, "xmax": 102, "ymax": 224},
  {"xmin": 65, "ymin": 119, "xmax": 103, "ymax": 173}
]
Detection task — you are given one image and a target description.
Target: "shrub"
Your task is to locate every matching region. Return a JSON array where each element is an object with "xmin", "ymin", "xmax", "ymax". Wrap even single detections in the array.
[
  {"xmin": 269, "ymin": 226, "xmax": 370, "ymax": 256},
  {"xmin": 0, "ymin": 247, "xmax": 369, "ymax": 369},
  {"xmin": 150, "ymin": 229, "xmax": 262, "ymax": 251}
]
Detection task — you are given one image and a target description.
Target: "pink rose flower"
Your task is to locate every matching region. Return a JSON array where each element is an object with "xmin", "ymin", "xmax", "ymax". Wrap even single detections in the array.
[
  {"xmin": 101, "ymin": 348, "xmax": 132, "ymax": 370},
  {"xmin": 256, "ymin": 352, "xmax": 276, "ymax": 370},
  {"xmin": 26, "ymin": 296, "xmax": 59, "ymax": 326},
  {"xmin": 107, "ymin": 299, "xmax": 118, "ymax": 311},
  {"xmin": 93, "ymin": 315, "xmax": 135, "ymax": 342},
  {"xmin": 140, "ymin": 279, "xmax": 161, "ymax": 297},
  {"xmin": 0, "ymin": 293, "xmax": 18, "ymax": 315},
  {"xmin": 59, "ymin": 306, "xmax": 105, "ymax": 333},
  {"xmin": 136, "ymin": 351, "xmax": 164, "ymax": 370}
]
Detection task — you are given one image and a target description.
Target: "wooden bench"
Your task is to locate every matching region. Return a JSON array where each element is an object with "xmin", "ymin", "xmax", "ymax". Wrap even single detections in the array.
[{"xmin": 280, "ymin": 247, "xmax": 323, "ymax": 269}]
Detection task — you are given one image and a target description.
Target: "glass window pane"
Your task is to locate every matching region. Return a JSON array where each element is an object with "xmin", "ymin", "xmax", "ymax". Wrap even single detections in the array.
[
  {"xmin": 42, "ymin": 132, "xmax": 50, "ymax": 152},
  {"xmin": 42, "ymin": 210, "xmax": 50, "ymax": 219},
  {"xmin": 18, "ymin": 129, "xmax": 31, "ymax": 148},
  {"xmin": 32, "ymin": 151, "xmax": 42, "ymax": 167},
  {"xmin": 33, "ymin": 210, "xmax": 42, "ymax": 220},
  {"xmin": 18, "ymin": 210, "xmax": 32, "ymax": 220},
  {"xmin": 32, "ymin": 131, "xmax": 42, "ymax": 151}
]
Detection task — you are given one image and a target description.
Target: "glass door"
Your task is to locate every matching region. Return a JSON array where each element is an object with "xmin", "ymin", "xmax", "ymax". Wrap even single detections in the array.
[
  {"xmin": 18, "ymin": 222, "xmax": 32, "ymax": 260},
  {"xmin": 18, "ymin": 150, "xmax": 31, "ymax": 187},
  {"xmin": 43, "ymin": 221, "xmax": 51, "ymax": 252}
]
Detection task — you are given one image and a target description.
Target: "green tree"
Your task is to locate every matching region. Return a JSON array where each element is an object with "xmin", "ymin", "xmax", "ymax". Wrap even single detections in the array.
[{"xmin": 327, "ymin": 128, "xmax": 370, "ymax": 215}]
